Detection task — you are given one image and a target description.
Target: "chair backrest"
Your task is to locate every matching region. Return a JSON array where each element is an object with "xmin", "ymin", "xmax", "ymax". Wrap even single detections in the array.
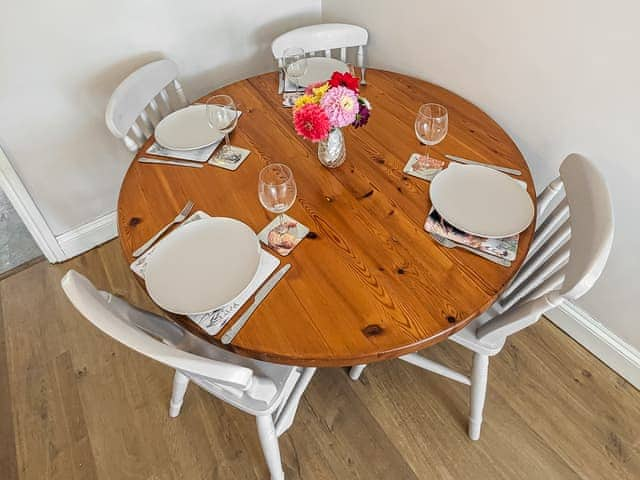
[
  {"xmin": 271, "ymin": 23, "xmax": 368, "ymax": 72},
  {"xmin": 105, "ymin": 59, "xmax": 188, "ymax": 152},
  {"xmin": 61, "ymin": 270, "xmax": 255, "ymax": 391},
  {"xmin": 477, "ymin": 153, "xmax": 614, "ymax": 341}
]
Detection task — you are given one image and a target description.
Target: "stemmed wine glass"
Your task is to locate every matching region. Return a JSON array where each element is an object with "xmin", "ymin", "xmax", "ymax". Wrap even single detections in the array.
[
  {"xmin": 206, "ymin": 94, "xmax": 239, "ymax": 163},
  {"xmin": 414, "ymin": 103, "xmax": 448, "ymax": 161},
  {"xmin": 282, "ymin": 47, "xmax": 307, "ymax": 91},
  {"xmin": 258, "ymin": 164, "xmax": 297, "ymax": 234}
]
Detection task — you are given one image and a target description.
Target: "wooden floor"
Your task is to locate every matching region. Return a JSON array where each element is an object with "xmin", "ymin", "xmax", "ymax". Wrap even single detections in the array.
[{"xmin": 1, "ymin": 241, "xmax": 638, "ymax": 479}]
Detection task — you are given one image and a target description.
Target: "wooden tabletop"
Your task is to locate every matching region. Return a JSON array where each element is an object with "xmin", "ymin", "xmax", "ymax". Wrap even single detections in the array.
[{"xmin": 117, "ymin": 69, "xmax": 536, "ymax": 367}]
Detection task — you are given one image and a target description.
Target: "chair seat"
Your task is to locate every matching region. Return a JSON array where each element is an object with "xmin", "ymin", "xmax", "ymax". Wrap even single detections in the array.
[
  {"xmin": 449, "ymin": 309, "xmax": 506, "ymax": 356},
  {"xmin": 175, "ymin": 330, "xmax": 301, "ymax": 415}
]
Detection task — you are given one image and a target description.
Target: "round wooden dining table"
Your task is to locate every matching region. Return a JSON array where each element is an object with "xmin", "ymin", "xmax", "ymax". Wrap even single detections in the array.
[{"xmin": 118, "ymin": 69, "xmax": 536, "ymax": 367}]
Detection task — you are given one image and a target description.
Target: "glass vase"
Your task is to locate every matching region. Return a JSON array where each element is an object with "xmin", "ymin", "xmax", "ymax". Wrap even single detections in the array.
[{"xmin": 318, "ymin": 128, "xmax": 346, "ymax": 168}]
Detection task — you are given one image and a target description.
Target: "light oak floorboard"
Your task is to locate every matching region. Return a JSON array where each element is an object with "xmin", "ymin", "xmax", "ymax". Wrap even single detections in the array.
[{"xmin": 0, "ymin": 240, "xmax": 638, "ymax": 479}]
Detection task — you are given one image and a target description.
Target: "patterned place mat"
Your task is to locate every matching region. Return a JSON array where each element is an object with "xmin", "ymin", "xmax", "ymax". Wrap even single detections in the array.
[{"xmin": 130, "ymin": 210, "xmax": 280, "ymax": 335}]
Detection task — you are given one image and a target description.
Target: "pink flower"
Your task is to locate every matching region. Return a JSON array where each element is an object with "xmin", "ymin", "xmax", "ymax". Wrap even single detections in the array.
[
  {"xmin": 293, "ymin": 103, "xmax": 331, "ymax": 142},
  {"xmin": 320, "ymin": 86, "xmax": 358, "ymax": 128}
]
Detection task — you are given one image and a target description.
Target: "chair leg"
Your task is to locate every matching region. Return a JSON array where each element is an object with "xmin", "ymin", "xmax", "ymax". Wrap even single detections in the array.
[
  {"xmin": 349, "ymin": 364, "xmax": 367, "ymax": 380},
  {"xmin": 169, "ymin": 371, "xmax": 189, "ymax": 418},
  {"xmin": 274, "ymin": 367, "xmax": 316, "ymax": 437},
  {"xmin": 256, "ymin": 415, "xmax": 285, "ymax": 480},
  {"xmin": 468, "ymin": 353, "xmax": 489, "ymax": 440}
]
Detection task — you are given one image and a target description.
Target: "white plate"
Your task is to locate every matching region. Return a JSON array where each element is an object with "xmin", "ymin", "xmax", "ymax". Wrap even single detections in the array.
[
  {"xmin": 295, "ymin": 57, "xmax": 350, "ymax": 87},
  {"xmin": 429, "ymin": 164, "xmax": 534, "ymax": 238},
  {"xmin": 154, "ymin": 105, "xmax": 224, "ymax": 151},
  {"xmin": 144, "ymin": 218, "xmax": 261, "ymax": 315}
]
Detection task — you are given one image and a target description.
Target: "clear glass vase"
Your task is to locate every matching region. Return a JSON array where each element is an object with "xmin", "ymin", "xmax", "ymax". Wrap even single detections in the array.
[{"xmin": 318, "ymin": 128, "xmax": 346, "ymax": 168}]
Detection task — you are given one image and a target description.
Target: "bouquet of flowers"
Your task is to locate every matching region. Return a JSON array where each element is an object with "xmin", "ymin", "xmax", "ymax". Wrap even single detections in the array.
[{"xmin": 292, "ymin": 71, "xmax": 371, "ymax": 142}]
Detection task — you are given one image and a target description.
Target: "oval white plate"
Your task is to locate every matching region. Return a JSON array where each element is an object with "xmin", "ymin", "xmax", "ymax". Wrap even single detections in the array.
[
  {"xmin": 155, "ymin": 105, "xmax": 224, "ymax": 151},
  {"xmin": 430, "ymin": 164, "xmax": 535, "ymax": 238},
  {"xmin": 145, "ymin": 218, "xmax": 261, "ymax": 315},
  {"xmin": 296, "ymin": 57, "xmax": 350, "ymax": 87}
]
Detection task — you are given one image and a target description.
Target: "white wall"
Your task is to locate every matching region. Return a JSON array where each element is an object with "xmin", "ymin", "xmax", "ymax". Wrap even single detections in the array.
[
  {"xmin": 0, "ymin": 0, "xmax": 321, "ymax": 236},
  {"xmin": 323, "ymin": 0, "xmax": 640, "ymax": 352}
]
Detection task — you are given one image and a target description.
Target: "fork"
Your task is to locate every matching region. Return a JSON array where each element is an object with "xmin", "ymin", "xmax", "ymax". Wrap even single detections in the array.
[
  {"xmin": 132, "ymin": 201, "xmax": 194, "ymax": 258},
  {"xmin": 431, "ymin": 233, "xmax": 512, "ymax": 267}
]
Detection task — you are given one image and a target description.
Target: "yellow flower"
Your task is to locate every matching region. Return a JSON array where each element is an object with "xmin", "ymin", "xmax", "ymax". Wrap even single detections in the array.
[
  {"xmin": 311, "ymin": 82, "xmax": 330, "ymax": 100},
  {"xmin": 294, "ymin": 94, "xmax": 318, "ymax": 110}
]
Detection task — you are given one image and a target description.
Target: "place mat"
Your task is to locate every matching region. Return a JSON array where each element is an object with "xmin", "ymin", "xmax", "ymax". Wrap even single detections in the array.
[
  {"xmin": 258, "ymin": 214, "xmax": 309, "ymax": 256},
  {"xmin": 423, "ymin": 161, "xmax": 528, "ymax": 259},
  {"xmin": 404, "ymin": 153, "xmax": 446, "ymax": 181},
  {"xmin": 424, "ymin": 208, "xmax": 519, "ymax": 261},
  {"xmin": 130, "ymin": 210, "xmax": 280, "ymax": 335},
  {"xmin": 282, "ymin": 75, "xmax": 305, "ymax": 94},
  {"xmin": 146, "ymin": 141, "xmax": 219, "ymax": 162},
  {"xmin": 145, "ymin": 111, "xmax": 243, "ymax": 162},
  {"xmin": 282, "ymin": 92, "xmax": 303, "ymax": 108}
]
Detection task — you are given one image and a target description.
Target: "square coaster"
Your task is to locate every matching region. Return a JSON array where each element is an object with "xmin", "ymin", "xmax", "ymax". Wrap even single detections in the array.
[
  {"xmin": 403, "ymin": 153, "xmax": 445, "ymax": 181},
  {"xmin": 208, "ymin": 146, "xmax": 251, "ymax": 171},
  {"xmin": 282, "ymin": 92, "xmax": 303, "ymax": 108},
  {"xmin": 258, "ymin": 214, "xmax": 310, "ymax": 256}
]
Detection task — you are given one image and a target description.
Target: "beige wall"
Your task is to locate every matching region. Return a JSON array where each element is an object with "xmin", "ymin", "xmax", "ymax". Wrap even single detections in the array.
[
  {"xmin": 0, "ymin": 0, "xmax": 321, "ymax": 235},
  {"xmin": 323, "ymin": 0, "xmax": 640, "ymax": 349}
]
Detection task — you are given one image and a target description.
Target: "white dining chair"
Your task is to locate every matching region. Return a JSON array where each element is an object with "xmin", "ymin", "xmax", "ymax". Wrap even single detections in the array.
[
  {"xmin": 349, "ymin": 153, "xmax": 614, "ymax": 441},
  {"xmin": 61, "ymin": 270, "xmax": 315, "ymax": 480},
  {"xmin": 105, "ymin": 59, "xmax": 188, "ymax": 152},
  {"xmin": 271, "ymin": 23, "xmax": 369, "ymax": 84}
]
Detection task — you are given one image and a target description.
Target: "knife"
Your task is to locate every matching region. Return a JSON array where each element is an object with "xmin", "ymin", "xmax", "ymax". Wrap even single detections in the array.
[
  {"xmin": 445, "ymin": 155, "xmax": 522, "ymax": 176},
  {"xmin": 138, "ymin": 157, "xmax": 204, "ymax": 169},
  {"xmin": 221, "ymin": 263, "xmax": 291, "ymax": 345}
]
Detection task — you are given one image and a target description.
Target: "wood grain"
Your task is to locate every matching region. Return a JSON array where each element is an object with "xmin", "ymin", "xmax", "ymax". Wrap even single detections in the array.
[
  {"xmin": 0, "ymin": 292, "xmax": 18, "ymax": 480},
  {"xmin": 1, "ymin": 241, "xmax": 639, "ymax": 479},
  {"xmin": 117, "ymin": 69, "xmax": 537, "ymax": 367}
]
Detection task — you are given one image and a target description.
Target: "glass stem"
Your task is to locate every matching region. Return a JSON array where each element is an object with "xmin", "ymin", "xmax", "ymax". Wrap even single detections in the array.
[
  {"xmin": 224, "ymin": 132, "xmax": 230, "ymax": 148},
  {"xmin": 425, "ymin": 145, "xmax": 431, "ymax": 161}
]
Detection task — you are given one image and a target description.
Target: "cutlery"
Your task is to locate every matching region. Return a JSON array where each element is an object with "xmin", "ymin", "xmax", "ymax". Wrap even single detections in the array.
[
  {"xmin": 139, "ymin": 157, "xmax": 204, "ymax": 169},
  {"xmin": 278, "ymin": 69, "xmax": 285, "ymax": 94},
  {"xmin": 445, "ymin": 155, "xmax": 522, "ymax": 176},
  {"xmin": 431, "ymin": 233, "xmax": 512, "ymax": 267},
  {"xmin": 132, "ymin": 200, "xmax": 195, "ymax": 258},
  {"xmin": 221, "ymin": 263, "xmax": 291, "ymax": 344}
]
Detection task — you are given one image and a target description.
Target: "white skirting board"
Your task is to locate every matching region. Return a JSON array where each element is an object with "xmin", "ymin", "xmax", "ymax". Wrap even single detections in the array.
[
  {"xmin": 546, "ymin": 302, "xmax": 640, "ymax": 390},
  {"xmin": 55, "ymin": 211, "xmax": 118, "ymax": 260}
]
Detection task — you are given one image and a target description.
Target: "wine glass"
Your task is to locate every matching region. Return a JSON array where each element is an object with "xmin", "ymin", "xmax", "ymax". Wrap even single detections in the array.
[
  {"xmin": 414, "ymin": 103, "xmax": 448, "ymax": 161},
  {"xmin": 206, "ymin": 94, "xmax": 239, "ymax": 162},
  {"xmin": 258, "ymin": 163, "xmax": 297, "ymax": 233},
  {"xmin": 282, "ymin": 47, "xmax": 307, "ymax": 91}
]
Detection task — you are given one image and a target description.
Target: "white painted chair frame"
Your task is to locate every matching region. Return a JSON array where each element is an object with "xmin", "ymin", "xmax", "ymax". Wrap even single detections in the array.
[
  {"xmin": 105, "ymin": 59, "xmax": 188, "ymax": 152},
  {"xmin": 271, "ymin": 23, "xmax": 369, "ymax": 84},
  {"xmin": 350, "ymin": 153, "xmax": 614, "ymax": 441},
  {"xmin": 61, "ymin": 270, "xmax": 316, "ymax": 480}
]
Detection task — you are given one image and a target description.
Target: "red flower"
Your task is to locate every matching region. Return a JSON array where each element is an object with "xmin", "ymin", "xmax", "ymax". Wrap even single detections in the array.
[
  {"xmin": 329, "ymin": 71, "xmax": 360, "ymax": 93},
  {"xmin": 293, "ymin": 103, "xmax": 331, "ymax": 142}
]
